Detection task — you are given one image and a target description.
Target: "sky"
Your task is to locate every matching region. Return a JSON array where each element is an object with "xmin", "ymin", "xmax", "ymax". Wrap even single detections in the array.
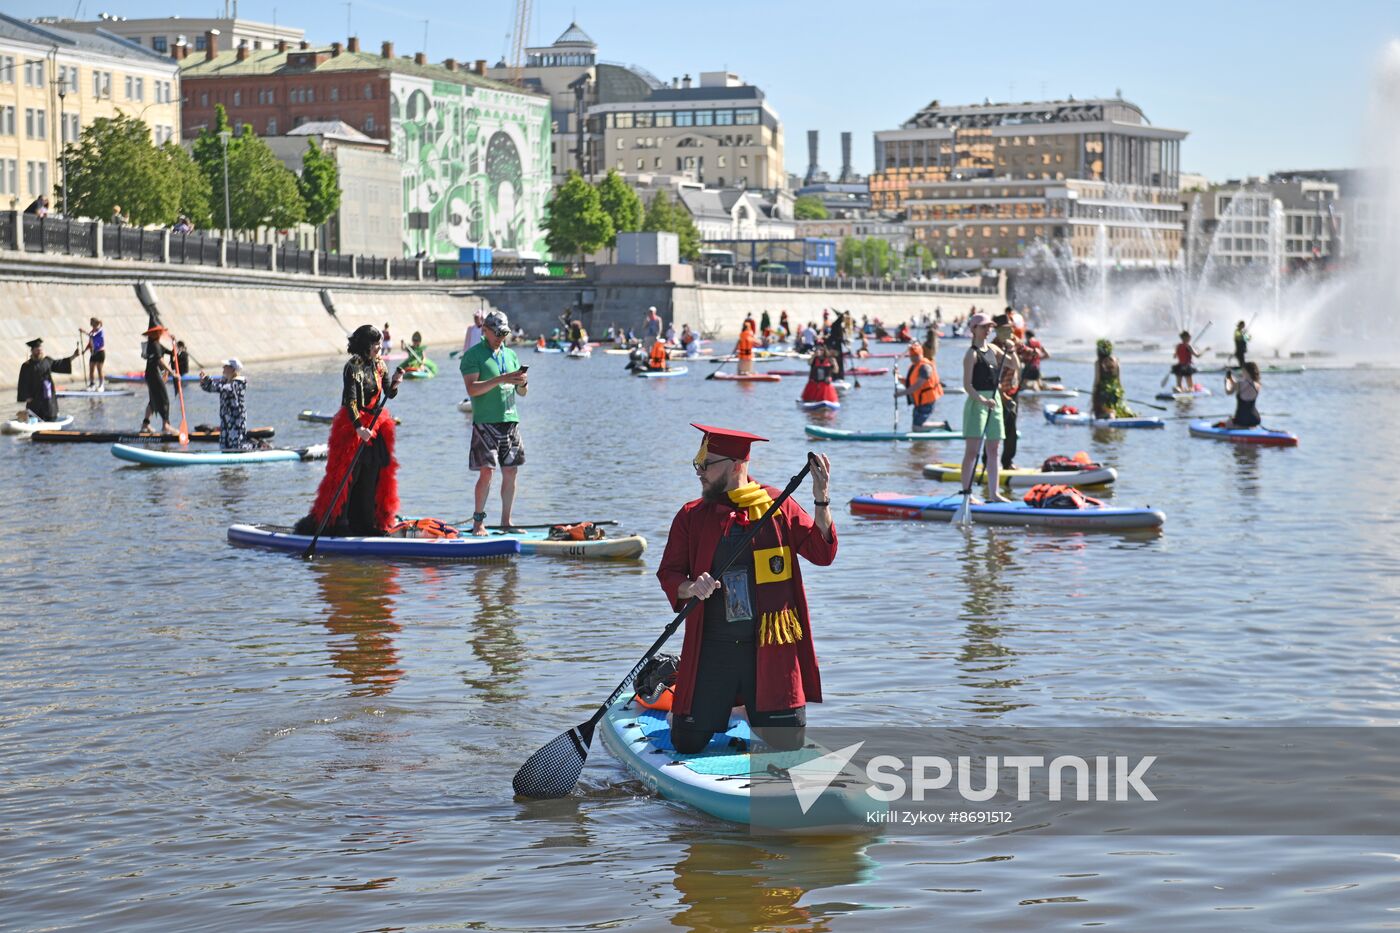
[{"xmin": 16, "ymin": 0, "xmax": 1400, "ymax": 181}]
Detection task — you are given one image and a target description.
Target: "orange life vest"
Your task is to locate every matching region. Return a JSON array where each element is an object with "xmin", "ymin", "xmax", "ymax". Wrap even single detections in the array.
[
  {"xmin": 736, "ymin": 329, "xmax": 755, "ymax": 359},
  {"xmin": 648, "ymin": 342, "xmax": 669, "ymax": 369},
  {"xmin": 905, "ymin": 359, "xmax": 943, "ymax": 406}
]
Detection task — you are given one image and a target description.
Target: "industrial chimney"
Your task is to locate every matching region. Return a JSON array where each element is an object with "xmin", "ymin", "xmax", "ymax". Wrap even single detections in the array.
[
  {"xmin": 839, "ymin": 131, "xmax": 854, "ymax": 183},
  {"xmin": 803, "ymin": 129, "xmax": 822, "ymax": 186}
]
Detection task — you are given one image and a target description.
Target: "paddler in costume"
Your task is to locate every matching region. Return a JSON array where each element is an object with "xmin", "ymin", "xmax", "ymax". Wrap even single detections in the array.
[
  {"xmin": 402, "ymin": 331, "xmax": 438, "ymax": 375},
  {"xmin": 16, "ymin": 338, "xmax": 79, "ymax": 423},
  {"xmin": 139, "ymin": 325, "xmax": 175, "ymax": 435},
  {"xmin": 894, "ymin": 341, "xmax": 943, "ymax": 430},
  {"xmin": 1091, "ymin": 338, "xmax": 1134, "ymax": 420},
  {"xmin": 294, "ymin": 324, "xmax": 404, "ymax": 536},
  {"xmin": 800, "ymin": 345, "xmax": 839, "ymax": 405},
  {"xmin": 657, "ymin": 425, "xmax": 836, "ymax": 754},
  {"xmin": 646, "ymin": 335, "xmax": 670, "ymax": 372}
]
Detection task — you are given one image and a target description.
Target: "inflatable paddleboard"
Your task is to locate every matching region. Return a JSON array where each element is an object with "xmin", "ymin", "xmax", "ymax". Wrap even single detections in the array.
[
  {"xmin": 34, "ymin": 426, "xmax": 275, "ymax": 443},
  {"xmin": 922, "ymin": 462, "xmax": 1118, "ymax": 488},
  {"xmin": 112, "ymin": 443, "xmax": 327, "ymax": 465},
  {"xmin": 566, "ymin": 348, "xmax": 592, "ymax": 358},
  {"xmin": 805, "ymin": 424, "xmax": 958, "ymax": 442},
  {"xmin": 1156, "ymin": 385, "xmax": 1212, "ymax": 400},
  {"xmin": 534, "ymin": 346, "xmax": 563, "ymax": 354},
  {"xmin": 851, "ymin": 492, "xmax": 1164, "ymax": 530},
  {"xmin": 1187, "ymin": 420, "xmax": 1298, "ymax": 447},
  {"xmin": 711, "ymin": 373, "xmax": 782, "ymax": 383},
  {"xmin": 3, "ymin": 414, "xmax": 74, "ymax": 434},
  {"xmin": 106, "ymin": 372, "xmax": 201, "ymax": 383},
  {"xmin": 635, "ymin": 367, "xmax": 687, "ymax": 378},
  {"xmin": 600, "ymin": 694, "xmax": 882, "ymax": 830},
  {"xmin": 1044, "ymin": 406, "xmax": 1165, "ymax": 429},
  {"xmin": 1017, "ymin": 385, "xmax": 1078, "ymax": 399},
  {"xmin": 798, "ymin": 400, "xmax": 841, "ymax": 411},
  {"xmin": 55, "ymin": 387, "xmax": 135, "ymax": 398},
  {"xmin": 227, "ymin": 523, "xmax": 520, "ymax": 560}
]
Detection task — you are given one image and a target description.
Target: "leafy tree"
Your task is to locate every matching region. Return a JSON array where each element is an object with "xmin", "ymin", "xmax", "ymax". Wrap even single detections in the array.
[
  {"xmin": 298, "ymin": 138, "xmax": 342, "ymax": 228},
  {"xmin": 62, "ymin": 113, "xmax": 177, "ymax": 224},
  {"xmin": 794, "ymin": 194, "xmax": 828, "ymax": 220},
  {"xmin": 594, "ymin": 170, "xmax": 642, "ymax": 252},
  {"xmin": 192, "ymin": 104, "xmax": 240, "ymax": 229},
  {"xmin": 228, "ymin": 129, "xmax": 305, "ymax": 230},
  {"xmin": 161, "ymin": 141, "xmax": 213, "ymax": 229},
  {"xmin": 642, "ymin": 189, "xmax": 700, "ymax": 261},
  {"xmin": 544, "ymin": 170, "xmax": 613, "ymax": 261}
]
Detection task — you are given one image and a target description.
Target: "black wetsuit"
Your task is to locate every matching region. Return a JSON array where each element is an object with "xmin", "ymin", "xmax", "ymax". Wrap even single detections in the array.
[{"xmin": 1233, "ymin": 383, "xmax": 1261, "ymax": 428}]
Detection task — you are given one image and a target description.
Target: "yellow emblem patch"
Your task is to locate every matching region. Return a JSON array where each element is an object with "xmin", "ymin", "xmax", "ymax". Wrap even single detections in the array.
[{"xmin": 754, "ymin": 545, "xmax": 793, "ymax": 584}]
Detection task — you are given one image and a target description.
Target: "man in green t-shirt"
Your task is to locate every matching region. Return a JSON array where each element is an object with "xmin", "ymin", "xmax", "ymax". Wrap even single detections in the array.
[{"xmin": 460, "ymin": 310, "xmax": 529, "ymax": 535}]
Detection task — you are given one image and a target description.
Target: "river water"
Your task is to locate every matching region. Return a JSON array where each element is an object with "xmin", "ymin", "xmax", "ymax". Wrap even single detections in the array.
[{"xmin": 3, "ymin": 335, "xmax": 1398, "ymax": 931}]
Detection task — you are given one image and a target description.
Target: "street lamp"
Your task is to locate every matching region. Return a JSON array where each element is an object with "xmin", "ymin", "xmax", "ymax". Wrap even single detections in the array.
[
  {"xmin": 56, "ymin": 84, "xmax": 67, "ymax": 215},
  {"xmin": 218, "ymin": 129, "xmax": 232, "ymax": 236}
]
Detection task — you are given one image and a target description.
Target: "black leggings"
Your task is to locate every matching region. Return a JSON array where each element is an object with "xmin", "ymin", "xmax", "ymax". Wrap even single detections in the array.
[
  {"xmin": 671, "ymin": 637, "xmax": 807, "ymax": 753},
  {"xmin": 1001, "ymin": 395, "xmax": 1018, "ymax": 469}
]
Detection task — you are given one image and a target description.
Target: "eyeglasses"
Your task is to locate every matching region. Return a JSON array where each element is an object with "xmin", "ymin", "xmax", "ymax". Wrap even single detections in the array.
[{"xmin": 693, "ymin": 457, "xmax": 734, "ymax": 475}]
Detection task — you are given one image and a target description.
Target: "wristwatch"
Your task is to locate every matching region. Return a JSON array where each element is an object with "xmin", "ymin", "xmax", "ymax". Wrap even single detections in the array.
[{"xmin": 813, "ymin": 499, "xmax": 831, "ymax": 508}]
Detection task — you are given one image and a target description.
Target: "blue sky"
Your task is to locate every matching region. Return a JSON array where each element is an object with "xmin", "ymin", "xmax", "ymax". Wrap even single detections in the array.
[{"xmin": 20, "ymin": 0, "xmax": 1400, "ymax": 180}]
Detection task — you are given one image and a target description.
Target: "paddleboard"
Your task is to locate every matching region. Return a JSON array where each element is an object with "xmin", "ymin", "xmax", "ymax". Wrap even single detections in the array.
[
  {"xmin": 403, "ymin": 369, "xmax": 435, "ymax": 379},
  {"xmin": 106, "ymin": 372, "xmax": 201, "ymax": 383},
  {"xmin": 55, "ymin": 387, "xmax": 135, "ymax": 398},
  {"xmin": 711, "ymin": 373, "xmax": 782, "ymax": 383},
  {"xmin": 1205, "ymin": 365, "xmax": 1305, "ymax": 375},
  {"xmin": 798, "ymin": 400, "xmax": 841, "ymax": 411},
  {"xmin": 34, "ymin": 426, "xmax": 275, "ymax": 443},
  {"xmin": 922, "ymin": 462, "xmax": 1118, "ymax": 488},
  {"xmin": 112, "ymin": 443, "xmax": 327, "ymax": 465},
  {"xmin": 1043, "ymin": 406, "xmax": 1165, "ymax": 429},
  {"xmin": 636, "ymin": 367, "xmax": 687, "ymax": 378},
  {"xmin": 566, "ymin": 348, "xmax": 592, "ymax": 358},
  {"xmin": 599, "ymin": 694, "xmax": 881, "ymax": 830},
  {"xmin": 485, "ymin": 527, "xmax": 647, "ymax": 559},
  {"xmin": 1187, "ymin": 420, "xmax": 1298, "ymax": 447},
  {"xmin": 534, "ymin": 346, "xmax": 563, "ymax": 354},
  {"xmin": 604, "ymin": 347, "xmax": 634, "ymax": 355},
  {"xmin": 3, "ymin": 415, "xmax": 74, "ymax": 434},
  {"xmin": 227, "ymin": 523, "xmax": 521, "ymax": 560},
  {"xmin": 850, "ymin": 492, "xmax": 1164, "ymax": 530},
  {"xmin": 1156, "ymin": 385, "xmax": 1212, "ymax": 400},
  {"xmin": 1017, "ymin": 385, "xmax": 1079, "ymax": 399},
  {"xmin": 805, "ymin": 424, "xmax": 958, "ymax": 442}
]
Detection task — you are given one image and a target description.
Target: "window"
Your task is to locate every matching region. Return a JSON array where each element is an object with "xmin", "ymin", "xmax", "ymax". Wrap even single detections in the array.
[
  {"xmin": 615, "ymin": 137, "xmax": 624, "ymax": 150},
  {"xmin": 714, "ymin": 109, "xmax": 733, "ymax": 125},
  {"xmin": 735, "ymin": 108, "xmax": 758, "ymax": 125},
  {"xmin": 364, "ymin": 83, "xmax": 373, "ymax": 99},
  {"xmin": 136, "ymin": 78, "xmax": 145, "ymax": 102},
  {"xmin": 63, "ymin": 113, "xmax": 79, "ymax": 142},
  {"xmin": 153, "ymin": 36, "xmax": 168, "ymax": 53},
  {"xmin": 58, "ymin": 66, "xmax": 79, "ymax": 93},
  {"xmin": 717, "ymin": 155, "xmax": 727, "ymax": 168},
  {"xmin": 232, "ymin": 90, "xmax": 241, "ymax": 106},
  {"xmin": 655, "ymin": 111, "xmax": 673, "ymax": 127},
  {"xmin": 267, "ymin": 117, "xmax": 277, "ymax": 134},
  {"xmin": 24, "ymin": 60, "xmax": 44, "ymax": 87},
  {"xmin": 195, "ymin": 35, "xmax": 207, "ymax": 51},
  {"xmin": 24, "ymin": 108, "xmax": 46, "ymax": 139},
  {"xmin": 695, "ymin": 110, "xmax": 714, "ymax": 126},
  {"xmin": 330, "ymin": 87, "xmax": 339, "ymax": 101},
  {"xmin": 654, "ymin": 157, "xmax": 662, "ymax": 169},
  {"xmin": 26, "ymin": 160, "xmax": 47, "ymax": 197},
  {"xmin": 0, "ymin": 56, "xmax": 12, "ymax": 85},
  {"xmin": 0, "ymin": 107, "xmax": 13, "ymax": 136},
  {"xmin": 615, "ymin": 112, "xmax": 633, "ymax": 128},
  {"xmin": 364, "ymin": 115, "xmax": 375, "ymax": 131},
  {"xmin": 0, "ymin": 159, "xmax": 15, "ymax": 195},
  {"xmin": 675, "ymin": 110, "xmax": 693, "ymax": 127},
  {"xmin": 200, "ymin": 92, "xmax": 209, "ymax": 107},
  {"xmin": 94, "ymin": 71, "xmax": 111, "ymax": 98},
  {"xmin": 636, "ymin": 157, "xmax": 644, "ymax": 170},
  {"xmin": 634, "ymin": 112, "xmax": 652, "ymax": 128},
  {"xmin": 739, "ymin": 154, "xmax": 748, "ymax": 168},
  {"xmin": 124, "ymin": 75, "xmax": 133, "ymax": 99}
]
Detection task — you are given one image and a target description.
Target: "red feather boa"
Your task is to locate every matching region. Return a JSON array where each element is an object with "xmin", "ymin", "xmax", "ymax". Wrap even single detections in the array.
[{"xmin": 308, "ymin": 407, "xmax": 399, "ymax": 532}]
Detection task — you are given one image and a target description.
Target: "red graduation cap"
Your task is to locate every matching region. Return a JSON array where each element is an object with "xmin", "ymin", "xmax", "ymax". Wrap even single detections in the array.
[{"xmin": 691, "ymin": 423, "xmax": 768, "ymax": 462}]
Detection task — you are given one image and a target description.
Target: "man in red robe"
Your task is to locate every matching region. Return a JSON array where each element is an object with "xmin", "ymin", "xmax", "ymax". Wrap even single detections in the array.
[{"xmin": 656, "ymin": 424, "xmax": 836, "ymax": 754}]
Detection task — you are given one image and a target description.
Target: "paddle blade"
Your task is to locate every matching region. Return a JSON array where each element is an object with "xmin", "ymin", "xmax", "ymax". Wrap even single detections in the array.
[
  {"xmin": 513, "ymin": 720, "xmax": 596, "ymax": 799},
  {"xmin": 954, "ymin": 493, "xmax": 974, "ymax": 529}
]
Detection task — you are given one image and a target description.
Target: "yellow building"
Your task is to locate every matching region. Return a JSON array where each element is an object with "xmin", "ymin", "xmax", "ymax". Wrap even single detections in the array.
[{"xmin": 0, "ymin": 14, "xmax": 181, "ymax": 212}]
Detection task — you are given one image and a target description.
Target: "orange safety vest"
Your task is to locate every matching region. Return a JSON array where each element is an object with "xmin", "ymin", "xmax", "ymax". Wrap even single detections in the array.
[
  {"xmin": 736, "ymin": 329, "xmax": 755, "ymax": 359},
  {"xmin": 648, "ymin": 342, "xmax": 669, "ymax": 369},
  {"xmin": 906, "ymin": 359, "xmax": 942, "ymax": 406}
]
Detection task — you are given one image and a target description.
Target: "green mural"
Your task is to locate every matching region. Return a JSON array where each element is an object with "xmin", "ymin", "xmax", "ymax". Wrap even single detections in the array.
[{"xmin": 391, "ymin": 76, "xmax": 551, "ymax": 259}]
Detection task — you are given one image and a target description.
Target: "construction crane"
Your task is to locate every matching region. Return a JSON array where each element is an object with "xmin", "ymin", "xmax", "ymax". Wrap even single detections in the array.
[{"xmin": 508, "ymin": 0, "xmax": 530, "ymax": 87}]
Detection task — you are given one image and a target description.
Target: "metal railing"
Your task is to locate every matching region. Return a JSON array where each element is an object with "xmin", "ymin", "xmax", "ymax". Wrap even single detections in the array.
[
  {"xmin": 169, "ymin": 231, "xmax": 221, "ymax": 265},
  {"xmin": 696, "ymin": 264, "xmax": 1000, "ymax": 295}
]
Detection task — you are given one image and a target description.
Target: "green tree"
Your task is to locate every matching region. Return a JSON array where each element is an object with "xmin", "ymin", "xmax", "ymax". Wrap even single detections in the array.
[
  {"xmin": 794, "ymin": 194, "xmax": 828, "ymax": 220},
  {"xmin": 298, "ymin": 138, "xmax": 342, "ymax": 228},
  {"xmin": 228, "ymin": 126, "xmax": 305, "ymax": 231},
  {"xmin": 594, "ymin": 170, "xmax": 642, "ymax": 252},
  {"xmin": 544, "ymin": 170, "xmax": 613, "ymax": 261},
  {"xmin": 62, "ymin": 112, "xmax": 177, "ymax": 224},
  {"xmin": 161, "ymin": 141, "xmax": 213, "ymax": 230},
  {"xmin": 192, "ymin": 104, "xmax": 239, "ymax": 229},
  {"xmin": 642, "ymin": 189, "xmax": 700, "ymax": 261}
]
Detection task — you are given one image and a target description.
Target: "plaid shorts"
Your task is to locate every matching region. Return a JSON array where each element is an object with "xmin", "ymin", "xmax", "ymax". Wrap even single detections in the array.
[{"xmin": 469, "ymin": 421, "xmax": 525, "ymax": 470}]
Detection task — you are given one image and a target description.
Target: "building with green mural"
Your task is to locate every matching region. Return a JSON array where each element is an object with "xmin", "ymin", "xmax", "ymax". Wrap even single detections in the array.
[{"xmin": 181, "ymin": 37, "xmax": 552, "ymax": 259}]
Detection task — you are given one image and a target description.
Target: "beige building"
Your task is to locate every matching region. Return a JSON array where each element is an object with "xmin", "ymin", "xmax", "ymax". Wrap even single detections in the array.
[
  {"xmin": 38, "ymin": 14, "xmax": 302, "ymax": 58},
  {"xmin": 0, "ymin": 14, "xmax": 181, "ymax": 212}
]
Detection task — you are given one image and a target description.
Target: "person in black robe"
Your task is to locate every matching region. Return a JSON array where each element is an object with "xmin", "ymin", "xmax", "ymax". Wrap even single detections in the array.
[
  {"xmin": 140, "ymin": 326, "xmax": 175, "ymax": 434},
  {"xmin": 16, "ymin": 338, "xmax": 78, "ymax": 422}
]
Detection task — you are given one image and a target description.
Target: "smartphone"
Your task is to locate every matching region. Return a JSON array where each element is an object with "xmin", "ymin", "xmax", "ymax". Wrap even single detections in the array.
[{"xmin": 518, "ymin": 365, "xmax": 529, "ymax": 373}]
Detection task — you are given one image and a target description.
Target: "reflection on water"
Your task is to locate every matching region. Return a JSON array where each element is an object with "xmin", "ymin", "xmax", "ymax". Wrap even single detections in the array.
[
  {"xmin": 670, "ymin": 835, "xmax": 878, "ymax": 932},
  {"xmin": 953, "ymin": 533, "xmax": 1025, "ymax": 717},
  {"xmin": 312, "ymin": 560, "xmax": 403, "ymax": 697},
  {"xmin": 462, "ymin": 561, "xmax": 525, "ymax": 703}
]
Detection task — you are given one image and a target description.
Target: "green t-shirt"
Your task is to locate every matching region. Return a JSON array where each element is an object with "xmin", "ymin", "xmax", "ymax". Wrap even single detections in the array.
[{"xmin": 459, "ymin": 340, "xmax": 521, "ymax": 423}]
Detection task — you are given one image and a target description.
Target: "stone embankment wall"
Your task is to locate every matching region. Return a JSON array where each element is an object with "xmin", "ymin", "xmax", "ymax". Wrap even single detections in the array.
[{"xmin": 0, "ymin": 252, "xmax": 1004, "ymax": 388}]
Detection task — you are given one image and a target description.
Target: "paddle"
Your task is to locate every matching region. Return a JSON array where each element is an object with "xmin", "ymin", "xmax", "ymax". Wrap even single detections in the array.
[
  {"xmin": 169, "ymin": 334, "xmax": 190, "ymax": 445},
  {"xmin": 512, "ymin": 455, "xmax": 817, "ymax": 799},
  {"xmin": 892, "ymin": 366, "xmax": 899, "ymax": 434},
  {"xmin": 302, "ymin": 366, "xmax": 404, "ymax": 559},
  {"xmin": 706, "ymin": 345, "xmax": 734, "ymax": 380},
  {"xmin": 1161, "ymin": 321, "xmax": 1213, "ymax": 388},
  {"xmin": 77, "ymin": 329, "xmax": 86, "ymax": 387},
  {"xmin": 956, "ymin": 342, "xmax": 1012, "ymax": 529},
  {"xmin": 442, "ymin": 519, "xmax": 619, "ymax": 530}
]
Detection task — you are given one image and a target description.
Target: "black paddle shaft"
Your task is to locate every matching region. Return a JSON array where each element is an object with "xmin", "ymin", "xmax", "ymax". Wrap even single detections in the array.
[
  {"xmin": 511, "ymin": 456, "xmax": 816, "ymax": 799},
  {"xmin": 302, "ymin": 366, "xmax": 402, "ymax": 558}
]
